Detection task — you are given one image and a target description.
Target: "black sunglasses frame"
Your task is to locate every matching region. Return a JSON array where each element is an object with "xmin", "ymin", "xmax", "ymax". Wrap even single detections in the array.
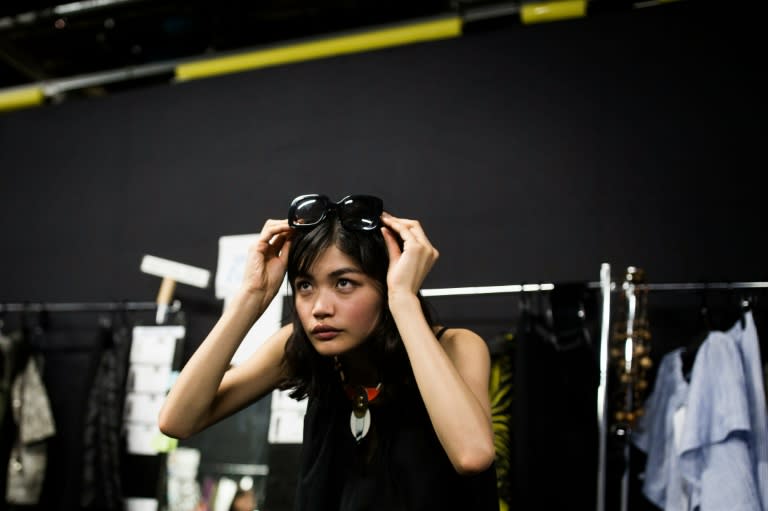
[{"xmin": 288, "ymin": 194, "xmax": 383, "ymax": 231}]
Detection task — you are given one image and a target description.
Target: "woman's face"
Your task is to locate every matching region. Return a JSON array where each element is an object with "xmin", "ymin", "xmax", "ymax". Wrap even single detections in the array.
[{"xmin": 294, "ymin": 244, "xmax": 384, "ymax": 357}]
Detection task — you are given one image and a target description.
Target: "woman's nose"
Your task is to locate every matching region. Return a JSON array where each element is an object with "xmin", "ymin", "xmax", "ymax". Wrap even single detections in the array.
[{"xmin": 312, "ymin": 289, "xmax": 334, "ymax": 318}]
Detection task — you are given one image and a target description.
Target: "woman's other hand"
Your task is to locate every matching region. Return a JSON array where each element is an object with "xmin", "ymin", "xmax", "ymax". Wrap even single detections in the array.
[{"xmin": 381, "ymin": 212, "xmax": 439, "ymax": 299}]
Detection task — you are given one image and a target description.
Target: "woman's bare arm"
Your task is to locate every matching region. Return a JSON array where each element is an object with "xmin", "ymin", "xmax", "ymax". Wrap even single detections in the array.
[
  {"xmin": 158, "ymin": 291, "xmax": 292, "ymax": 439},
  {"xmin": 381, "ymin": 212, "xmax": 495, "ymax": 474},
  {"xmin": 159, "ymin": 218, "xmax": 294, "ymax": 439},
  {"xmin": 391, "ymin": 299, "xmax": 496, "ymax": 475}
]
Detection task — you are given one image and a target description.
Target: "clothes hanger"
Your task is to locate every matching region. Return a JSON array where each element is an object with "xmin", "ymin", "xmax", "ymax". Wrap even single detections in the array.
[
  {"xmin": 549, "ymin": 282, "xmax": 592, "ymax": 352},
  {"xmin": 99, "ymin": 303, "xmax": 133, "ymax": 349},
  {"xmin": 738, "ymin": 292, "xmax": 753, "ymax": 329},
  {"xmin": 518, "ymin": 285, "xmax": 560, "ymax": 348},
  {"xmin": 514, "ymin": 285, "xmax": 532, "ymax": 336}
]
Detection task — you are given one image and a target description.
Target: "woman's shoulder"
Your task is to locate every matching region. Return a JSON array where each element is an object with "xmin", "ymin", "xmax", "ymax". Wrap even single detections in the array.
[
  {"xmin": 432, "ymin": 325, "xmax": 489, "ymax": 358},
  {"xmin": 433, "ymin": 325, "xmax": 486, "ymax": 344},
  {"xmin": 268, "ymin": 323, "xmax": 294, "ymax": 355},
  {"xmin": 428, "ymin": 326, "xmax": 490, "ymax": 363}
]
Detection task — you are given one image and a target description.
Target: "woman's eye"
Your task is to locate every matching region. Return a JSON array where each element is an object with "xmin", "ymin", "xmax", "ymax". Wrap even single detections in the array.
[
  {"xmin": 296, "ymin": 280, "xmax": 312, "ymax": 292},
  {"xmin": 337, "ymin": 278, "xmax": 354, "ymax": 289}
]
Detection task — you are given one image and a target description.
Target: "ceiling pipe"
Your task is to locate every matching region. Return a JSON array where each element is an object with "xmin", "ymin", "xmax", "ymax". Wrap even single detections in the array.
[{"xmin": 0, "ymin": 0, "xmax": 150, "ymax": 31}]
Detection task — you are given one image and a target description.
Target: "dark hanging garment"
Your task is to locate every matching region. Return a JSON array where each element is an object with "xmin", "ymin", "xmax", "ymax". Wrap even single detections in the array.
[
  {"xmin": 80, "ymin": 322, "xmax": 132, "ymax": 510},
  {"xmin": 0, "ymin": 331, "xmax": 16, "ymax": 502},
  {"xmin": 0, "ymin": 331, "xmax": 19, "ymax": 433},
  {"xmin": 513, "ymin": 287, "xmax": 599, "ymax": 510},
  {"xmin": 1, "ymin": 330, "xmax": 26, "ymax": 501}
]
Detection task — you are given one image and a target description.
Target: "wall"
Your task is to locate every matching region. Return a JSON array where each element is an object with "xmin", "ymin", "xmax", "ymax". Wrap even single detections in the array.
[{"xmin": 2, "ymin": 2, "xmax": 764, "ymax": 302}]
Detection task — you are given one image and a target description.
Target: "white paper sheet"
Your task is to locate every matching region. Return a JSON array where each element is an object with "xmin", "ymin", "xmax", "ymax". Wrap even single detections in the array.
[{"xmin": 216, "ymin": 233, "xmax": 289, "ymax": 365}]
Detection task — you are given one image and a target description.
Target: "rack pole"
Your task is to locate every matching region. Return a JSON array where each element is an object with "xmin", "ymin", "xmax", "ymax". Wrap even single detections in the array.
[
  {"xmin": 420, "ymin": 283, "xmax": 554, "ymax": 297},
  {"xmin": 596, "ymin": 263, "xmax": 612, "ymax": 511},
  {"xmin": 0, "ymin": 300, "xmax": 181, "ymax": 313}
]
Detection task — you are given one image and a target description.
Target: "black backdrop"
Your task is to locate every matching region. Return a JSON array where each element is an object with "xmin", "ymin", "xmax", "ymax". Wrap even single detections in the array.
[
  {"xmin": 1, "ymin": 2, "xmax": 765, "ymax": 300},
  {"xmin": 0, "ymin": 2, "xmax": 765, "ymax": 510}
]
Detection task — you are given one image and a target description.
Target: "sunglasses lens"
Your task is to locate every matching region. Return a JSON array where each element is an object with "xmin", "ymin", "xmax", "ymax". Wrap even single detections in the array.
[
  {"xmin": 291, "ymin": 196, "xmax": 327, "ymax": 226},
  {"xmin": 339, "ymin": 196, "xmax": 382, "ymax": 231},
  {"xmin": 289, "ymin": 194, "xmax": 383, "ymax": 231}
]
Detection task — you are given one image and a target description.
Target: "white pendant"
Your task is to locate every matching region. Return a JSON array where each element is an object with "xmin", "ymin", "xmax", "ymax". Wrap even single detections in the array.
[{"xmin": 349, "ymin": 408, "xmax": 371, "ymax": 443}]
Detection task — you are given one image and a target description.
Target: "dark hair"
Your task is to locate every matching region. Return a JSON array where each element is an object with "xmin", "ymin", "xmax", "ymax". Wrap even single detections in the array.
[{"xmin": 279, "ymin": 218, "xmax": 435, "ymax": 399}]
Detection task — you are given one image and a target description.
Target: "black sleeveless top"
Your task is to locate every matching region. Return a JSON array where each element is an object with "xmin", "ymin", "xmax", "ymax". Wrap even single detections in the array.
[{"xmin": 293, "ymin": 329, "xmax": 500, "ymax": 511}]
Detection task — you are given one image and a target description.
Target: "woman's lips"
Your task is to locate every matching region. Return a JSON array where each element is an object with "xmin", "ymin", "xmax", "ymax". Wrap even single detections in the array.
[{"xmin": 312, "ymin": 326, "xmax": 341, "ymax": 340}]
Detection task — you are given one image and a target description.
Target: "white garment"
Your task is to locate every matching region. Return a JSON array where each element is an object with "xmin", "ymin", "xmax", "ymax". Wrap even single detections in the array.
[{"xmin": 6, "ymin": 356, "xmax": 57, "ymax": 505}]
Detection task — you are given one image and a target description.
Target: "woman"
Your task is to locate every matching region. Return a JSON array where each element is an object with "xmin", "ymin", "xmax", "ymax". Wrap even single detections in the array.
[{"xmin": 159, "ymin": 194, "xmax": 499, "ymax": 510}]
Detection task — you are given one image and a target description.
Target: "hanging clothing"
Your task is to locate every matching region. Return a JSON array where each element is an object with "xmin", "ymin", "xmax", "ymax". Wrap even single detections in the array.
[
  {"xmin": 726, "ymin": 311, "xmax": 768, "ymax": 510},
  {"xmin": 0, "ymin": 331, "xmax": 20, "ymax": 435},
  {"xmin": 678, "ymin": 324, "xmax": 761, "ymax": 510},
  {"xmin": 634, "ymin": 312, "xmax": 766, "ymax": 511},
  {"xmin": 488, "ymin": 331, "xmax": 515, "ymax": 511},
  {"xmin": 632, "ymin": 348, "xmax": 690, "ymax": 510},
  {"xmin": 293, "ymin": 329, "xmax": 499, "ymax": 511},
  {"xmin": 80, "ymin": 323, "xmax": 132, "ymax": 510},
  {"xmin": 0, "ymin": 330, "xmax": 18, "ymax": 502},
  {"xmin": 512, "ymin": 307, "xmax": 599, "ymax": 509},
  {"xmin": 36, "ymin": 322, "xmax": 116, "ymax": 510},
  {"xmin": 6, "ymin": 354, "xmax": 56, "ymax": 505}
]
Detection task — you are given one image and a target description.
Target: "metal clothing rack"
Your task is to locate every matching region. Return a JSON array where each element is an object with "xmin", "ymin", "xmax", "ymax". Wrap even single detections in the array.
[
  {"xmin": 594, "ymin": 263, "xmax": 768, "ymax": 511},
  {"xmin": 0, "ymin": 299, "xmax": 181, "ymax": 314},
  {"xmin": 4, "ymin": 270, "xmax": 764, "ymax": 510},
  {"xmin": 419, "ymin": 268, "xmax": 766, "ymax": 511},
  {"xmin": 423, "ymin": 280, "xmax": 768, "ymax": 298},
  {"xmin": 0, "ymin": 300, "xmax": 184, "ymax": 329},
  {"xmin": 421, "ymin": 283, "xmax": 555, "ymax": 296}
]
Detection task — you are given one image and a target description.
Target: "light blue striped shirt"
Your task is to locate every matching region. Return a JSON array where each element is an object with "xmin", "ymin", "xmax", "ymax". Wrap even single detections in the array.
[
  {"xmin": 634, "ymin": 312, "xmax": 767, "ymax": 510},
  {"xmin": 678, "ymin": 330, "xmax": 759, "ymax": 510},
  {"xmin": 727, "ymin": 311, "xmax": 768, "ymax": 510}
]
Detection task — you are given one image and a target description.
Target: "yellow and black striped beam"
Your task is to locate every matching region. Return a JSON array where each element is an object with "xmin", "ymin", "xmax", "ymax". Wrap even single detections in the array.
[
  {"xmin": 0, "ymin": 0, "xmax": 684, "ymax": 114},
  {"xmin": 0, "ymin": 85, "xmax": 45, "ymax": 113},
  {"xmin": 520, "ymin": 0, "xmax": 587, "ymax": 24},
  {"xmin": 174, "ymin": 16, "xmax": 462, "ymax": 82}
]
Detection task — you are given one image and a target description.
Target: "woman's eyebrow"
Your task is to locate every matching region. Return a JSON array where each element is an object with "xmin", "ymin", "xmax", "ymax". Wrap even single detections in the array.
[{"xmin": 328, "ymin": 267, "xmax": 364, "ymax": 278}]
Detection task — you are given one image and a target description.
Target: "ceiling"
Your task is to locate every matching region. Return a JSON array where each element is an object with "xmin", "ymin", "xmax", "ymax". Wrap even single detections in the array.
[
  {"xmin": 0, "ymin": 0, "xmax": 681, "ymax": 102},
  {"xmin": 0, "ymin": 0, "xmax": 464, "ymax": 97}
]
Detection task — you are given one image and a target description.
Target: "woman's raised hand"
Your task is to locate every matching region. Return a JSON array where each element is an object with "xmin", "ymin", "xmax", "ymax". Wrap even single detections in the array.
[
  {"xmin": 242, "ymin": 219, "xmax": 293, "ymax": 309},
  {"xmin": 381, "ymin": 212, "xmax": 439, "ymax": 299}
]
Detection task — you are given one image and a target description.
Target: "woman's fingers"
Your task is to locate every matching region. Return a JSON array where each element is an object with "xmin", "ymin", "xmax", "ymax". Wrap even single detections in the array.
[
  {"xmin": 382, "ymin": 213, "xmax": 423, "ymax": 241},
  {"xmin": 381, "ymin": 226, "xmax": 403, "ymax": 259},
  {"xmin": 382, "ymin": 213, "xmax": 439, "ymax": 260},
  {"xmin": 268, "ymin": 231, "xmax": 292, "ymax": 255},
  {"xmin": 260, "ymin": 219, "xmax": 291, "ymax": 240},
  {"xmin": 381, "ymin": 213, "xmax": 439, "ymax": 296},
  {"xmin": 240, "ymin": 219, "xmax": 294, "ymax": 298},
  {"xmin": 256, "ymin": 219, "xmax": 292, "ymax": 254}
]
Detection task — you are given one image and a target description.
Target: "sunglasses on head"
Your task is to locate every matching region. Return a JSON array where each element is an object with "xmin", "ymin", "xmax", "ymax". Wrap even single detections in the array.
[{"xmin": 288, "ymin": 194, "xmax": 384, "ymax": 231}]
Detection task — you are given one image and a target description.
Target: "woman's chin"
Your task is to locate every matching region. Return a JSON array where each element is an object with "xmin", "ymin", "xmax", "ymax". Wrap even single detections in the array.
[
  {"xmin": 311, "ymin": 337, "xmax": 366, "ymax": 358},
  {"xmin": 311, "ymin": 339, "xmax": 350, "ymax": 357}
]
